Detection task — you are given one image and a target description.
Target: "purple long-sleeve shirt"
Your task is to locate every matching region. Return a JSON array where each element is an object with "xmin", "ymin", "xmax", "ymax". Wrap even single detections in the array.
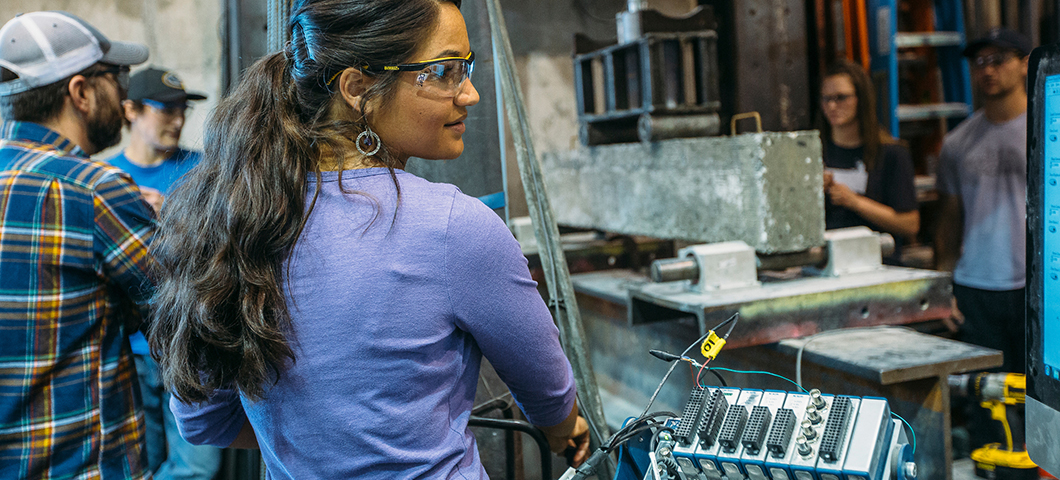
[{"xmin": 171, "ymin": 168, "xmax": 576, "ymax": 479}]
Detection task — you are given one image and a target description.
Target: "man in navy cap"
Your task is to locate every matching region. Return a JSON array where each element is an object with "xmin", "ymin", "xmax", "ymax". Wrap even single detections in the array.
[
  {"xmin": 0, "ymin": 11, "xmax": 155, "ymax": 479},
  {"xmin": 935, "ymin": 26, "xmax": 1032, "ymax": 375},
  {"xmin": 110, "ymin": 67, "xmax": 207, "ymax": 212},
  {"xmin": 108, "ymin": 67, "xmax": 219, "ymax": 480}
]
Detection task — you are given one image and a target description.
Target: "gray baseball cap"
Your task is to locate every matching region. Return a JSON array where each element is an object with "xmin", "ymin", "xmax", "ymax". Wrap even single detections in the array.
[{"xmin": 0, "ymin": 11, "xmax": 149, "ymax": 96}]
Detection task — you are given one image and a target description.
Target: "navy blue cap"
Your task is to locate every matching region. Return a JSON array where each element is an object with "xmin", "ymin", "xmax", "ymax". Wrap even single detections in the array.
[
  {"xmin": 963, "ymin": 27, "xmax": 1032, "ymax": 58},
  {"xmin": 127, "ymin": 67, "xmax": 206, "ymax": 103}
]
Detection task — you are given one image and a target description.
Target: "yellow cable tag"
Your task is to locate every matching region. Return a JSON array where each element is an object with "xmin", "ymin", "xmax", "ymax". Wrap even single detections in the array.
[{"xmin": 701, "ymin": 331, "xmax": 726, "ymax": 360}]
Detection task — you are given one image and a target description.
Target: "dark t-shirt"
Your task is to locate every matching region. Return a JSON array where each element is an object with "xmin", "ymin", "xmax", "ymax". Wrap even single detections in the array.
[{"xmin": 824, "ymin": 141, "xmax": 918, "ymax": 262}]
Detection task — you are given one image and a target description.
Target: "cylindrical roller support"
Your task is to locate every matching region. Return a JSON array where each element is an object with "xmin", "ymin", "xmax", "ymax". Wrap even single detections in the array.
[
  {"xmin": 637, "ymin": 113, "xmax": 721, "ymax": 143},
  {"xmin": 649, "ymin": 233, "xmax": 897, "ymax": 282},
  {"xmin": 651, "ymin": 257, "xmax": 699, "ymax": 283},
  {"xmin": 579, "ymin": 117, "xmax": 640, "ymax": 146},
  {"xmin": 878, "ymin": 233, "xmax": 896, "ymax": 257},
  {"xmin": 756, "ymin": 247, "xmax": 827, "ymax": 271}
]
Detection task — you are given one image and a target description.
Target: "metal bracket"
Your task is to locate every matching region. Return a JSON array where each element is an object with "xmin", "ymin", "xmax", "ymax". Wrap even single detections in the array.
[
  {"xmin": 678, "ymin": 241, "xmax": 760, "ymax": 292},
  {"xmin": 822, "ymin": 227, "xmax": 884, "ymax": 277}
]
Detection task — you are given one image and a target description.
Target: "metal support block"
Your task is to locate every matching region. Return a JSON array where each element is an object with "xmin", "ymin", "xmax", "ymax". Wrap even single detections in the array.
[
  {"xmin": 571, "ymin": 268, "xmax": 952, "ymax": 347},
  {"xmin": 540, "ymin": 131, "xmax": 825, "ymax": 254},
  {"xmin": 823, "ymin": 227, "xmax": 884, "ymax": 277},
  {"xmin": 575, "ymin": 7, "xmax": 721, "ymax": 146},
  {"xmin": 679, "ymin": 241, "xmax": 759, "ymax": 292}
]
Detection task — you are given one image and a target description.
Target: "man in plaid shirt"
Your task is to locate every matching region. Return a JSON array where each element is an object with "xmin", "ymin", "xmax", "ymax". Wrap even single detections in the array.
[{"xmin": 0, "ymin": 11, "xmax": 155, "ymax": 479}]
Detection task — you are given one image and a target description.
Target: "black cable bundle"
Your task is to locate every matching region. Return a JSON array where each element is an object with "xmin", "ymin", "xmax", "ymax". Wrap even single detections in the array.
[{"xmin": 560, "ymin": 313, "xmax": 740, "ymax": 480}]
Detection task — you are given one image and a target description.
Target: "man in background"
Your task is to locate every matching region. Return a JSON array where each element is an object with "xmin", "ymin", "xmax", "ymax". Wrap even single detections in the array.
[
  {"xmin": 108, "ymin": 66, "xmax": 220, "ymax": 480},
  {"xmin": 935, "ymin": 27, "xmax": 1031, "ymax": 375},
  {"xmin": 0, "ymin": 11, "xmax": 154, "ymax": 479}
]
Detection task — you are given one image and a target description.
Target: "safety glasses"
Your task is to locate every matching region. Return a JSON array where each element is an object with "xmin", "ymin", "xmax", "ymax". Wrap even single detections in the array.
[
  {"xmin": 972, "ymin": 52, "xmax": 1016, "ymax": 70},
  {"xmin": 142, "ymin": 98, "xmax": 190, "ymax": 116},
  {"xmin": 87, "ymin": 65, "xmax": 131, "ymax": 92},
  {"xmin": 820, "ymin": 93, "xmax": 855, "ymax": 105},
  {"xmin": 363, "ymin": 51, "xmax": 475, "ymax": 97}
]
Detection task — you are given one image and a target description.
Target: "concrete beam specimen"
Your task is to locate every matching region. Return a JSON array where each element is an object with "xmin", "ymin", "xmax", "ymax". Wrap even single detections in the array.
[{"xmin": 539, "ymin": 131, "xmax": 825, "ymax": 254}]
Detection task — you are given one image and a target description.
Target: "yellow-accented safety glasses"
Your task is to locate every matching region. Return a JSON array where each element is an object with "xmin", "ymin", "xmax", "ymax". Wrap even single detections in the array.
[{"xmin": 362, "ymin": 51, "xmax": 475, "ymax": 98}]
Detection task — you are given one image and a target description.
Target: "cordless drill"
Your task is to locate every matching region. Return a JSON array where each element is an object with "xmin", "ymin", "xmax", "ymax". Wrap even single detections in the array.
[{"xmin": 949, "ymin": 373, "xmax": 1038, "ymax": 480}]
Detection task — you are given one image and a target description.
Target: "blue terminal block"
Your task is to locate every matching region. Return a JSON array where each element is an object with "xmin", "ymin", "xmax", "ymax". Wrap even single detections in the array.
[
  {"xmin": 659, "ymin": 387, "xmax": 913, "ymax": 480},
  {"xmin": 764, "ymin": 391, "xmax": 811, "ymax": 480},
  {"xmin": 740, "ymin": 390, "xmax": 789, "ymax": 480},
  {"xmin": 715, "ymin": 389, "xmax": 764, "ymax": 478},
  {"xmin": 814, "ymin": 396, "xmax": 861, "ymax": 480},
  {"xmin": 671, "ymin": 387, "xmax": 740, "ymax": 480}
]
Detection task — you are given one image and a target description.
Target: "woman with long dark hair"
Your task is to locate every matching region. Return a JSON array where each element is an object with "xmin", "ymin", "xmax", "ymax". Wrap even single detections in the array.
[
  {"xmin": 819, "ymin": 60, "xmax": 919, "ymax": 260},
  {"xmin": 148, "ymin": 0, "xmax": 589, "ymax": 477}
]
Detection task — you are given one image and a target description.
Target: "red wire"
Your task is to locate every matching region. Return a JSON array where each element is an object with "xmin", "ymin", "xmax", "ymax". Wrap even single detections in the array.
[{"xmin": 695, "ymin": 358, "xmax": 712, "ymax": 388}]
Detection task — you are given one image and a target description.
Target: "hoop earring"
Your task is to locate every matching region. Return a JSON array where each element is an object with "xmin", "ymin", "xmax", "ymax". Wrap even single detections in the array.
[{"xmin": 356, "ymin": 126, "xmax": 382, "ymax": 157}]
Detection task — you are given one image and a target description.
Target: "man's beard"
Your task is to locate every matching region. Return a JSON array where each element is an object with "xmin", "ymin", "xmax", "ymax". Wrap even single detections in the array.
[{"xmin": 86, "ymin": 91, "xmax": 123, "ymax": 152}]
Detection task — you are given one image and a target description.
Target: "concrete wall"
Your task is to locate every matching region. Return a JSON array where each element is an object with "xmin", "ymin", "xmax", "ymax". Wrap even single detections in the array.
[
  {"xmin": 0, "ymin": 0, "xmax": 223, "ymax": 158},
  {"xmin": 0, "ymin": 0, "xmax": 698, "ymax": 212}
]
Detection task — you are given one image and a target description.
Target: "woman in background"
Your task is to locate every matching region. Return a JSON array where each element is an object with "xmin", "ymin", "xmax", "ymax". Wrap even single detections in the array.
[
  {"xmin": 819, "ymin": 60, "xmax": 920, "ymax": 263},
  {"xmin": 148, "ymin": 0, "xmax": 589, "ymax": 477}
]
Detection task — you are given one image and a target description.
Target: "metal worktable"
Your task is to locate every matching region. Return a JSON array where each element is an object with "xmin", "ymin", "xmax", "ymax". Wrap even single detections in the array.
[{"xmin": 573, "ymin": 269, "xmax": 997, "ymax": 480}]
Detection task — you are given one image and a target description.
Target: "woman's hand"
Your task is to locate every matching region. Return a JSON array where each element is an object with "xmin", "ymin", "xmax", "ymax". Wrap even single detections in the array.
[
  {"xmin": 826, "ymin": 182, "xmax": 860, "ymax": 208},
  {"xmin": 565, "ymin": 416, "xmax": 591, "ymax": 467}
]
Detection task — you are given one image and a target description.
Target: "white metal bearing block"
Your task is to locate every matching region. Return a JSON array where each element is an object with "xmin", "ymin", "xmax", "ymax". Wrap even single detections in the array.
[
  {"xmin": 678, "ymin": 241, "xmax": 760, "ymax": 292},
  {"xmin": 822, "ymin": 227, "xmax": 883, "ymax": 277}
]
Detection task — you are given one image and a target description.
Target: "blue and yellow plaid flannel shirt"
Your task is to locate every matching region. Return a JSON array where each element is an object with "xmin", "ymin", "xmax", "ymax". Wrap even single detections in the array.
[{"xmin": 0, "ymin": 121, "xmax": 156, "ymax": 479}]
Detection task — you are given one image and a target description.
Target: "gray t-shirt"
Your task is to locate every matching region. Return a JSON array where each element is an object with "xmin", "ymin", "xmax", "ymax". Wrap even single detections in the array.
[{"xmin": 937, "ymin": 110, "xmax": 1027, "ymax": 290}]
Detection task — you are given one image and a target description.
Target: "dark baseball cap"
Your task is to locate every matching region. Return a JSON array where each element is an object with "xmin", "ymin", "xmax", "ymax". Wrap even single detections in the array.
[
  {"xmin": 127, "ymin": 67, "xmax": 207, "ymax": 103},
  {"xmin": 963, "ymin": 27, "xmax": 1032, "ymax": 58}
]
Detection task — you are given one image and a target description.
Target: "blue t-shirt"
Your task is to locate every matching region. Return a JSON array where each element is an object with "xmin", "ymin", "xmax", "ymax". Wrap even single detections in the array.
[
  {"xmin": 171, "ymin": 168, "xmax": 576, "ymax": 479},
  {"xmin": 108, "ymin": 148, "xmax": 201, "ymax": 354},
  {"xmin": 107, "ymin": 147, "xmax": 201, "ymax": 194}
]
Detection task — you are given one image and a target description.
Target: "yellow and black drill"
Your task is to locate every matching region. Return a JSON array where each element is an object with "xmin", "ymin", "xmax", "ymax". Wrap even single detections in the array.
[{"xmin": 949, "ymin": 373, "xmax": 1038, "ymax": 480}]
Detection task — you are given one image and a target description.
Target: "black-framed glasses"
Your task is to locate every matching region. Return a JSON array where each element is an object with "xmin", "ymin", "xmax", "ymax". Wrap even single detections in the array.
[
  {"xmin": 87, "ymin": 65, "xmax": 131, "ymax": 92},
  {"xmin": 972, "ymin": 52, "xmax": 1016, "ymax": 69},
  {"xmin": 362, "ymin": 51, "xmax": 475, "ymax": 97},
  {"xmin": 820, "ymin": 93, "xmax": 855, "ymax": 105},
  {"xmin": 142, "ymin": 98, "xmax": 190, "ymax": 116}
]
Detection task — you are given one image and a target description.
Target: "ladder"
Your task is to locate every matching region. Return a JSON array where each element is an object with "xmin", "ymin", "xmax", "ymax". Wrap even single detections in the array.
[{"xmin": 867, "ymin": 0, "xmax": 973, "ymax": 137}]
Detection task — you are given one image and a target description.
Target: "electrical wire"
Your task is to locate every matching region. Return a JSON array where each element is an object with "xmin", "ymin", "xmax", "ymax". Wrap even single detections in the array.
[
  {"xmin": 722, "ymin": 317, "xmax": 738, "ymax": 338},
  {"xmin": 639, "ymin": 313, "xmax": 738, "ymax": 418},
  {"xmin": 891, "ymin": 412, "xmax": 916, "ymax": 454},
  {"xmin": 592, "ymin": 314, "xmax": 741, "ymax": 457},
  {"xmin": 574, "ymin": 391, "xmax": 612, "ymax": 470},
  {"xmin": 592, "ymin": 314, "xmax": 742, "ymax": 460},
  {"xmin": 794, "ymin": 326, "xmax": 914, "ymax": 389},
  {"xmin": 604, "ymin": 412, "xmax": 677, "ymax": 452},
  {"xmin": 687, "ymin": 359, "xmax": 727, "ymax": 387},
  {"xmin": 704, "ymin": 367, "xmax": 808, "ymax": 393},
  {"xmin": 706, "ymin": 368, "xmax": 727, "ymax": 387},
  {"xmin": 694, "ymin": 357, "xmax": 712, "ymax": 387},
  {"xmin": 649, "ymin": 424, "xmax": 676, "ymax": 451}
]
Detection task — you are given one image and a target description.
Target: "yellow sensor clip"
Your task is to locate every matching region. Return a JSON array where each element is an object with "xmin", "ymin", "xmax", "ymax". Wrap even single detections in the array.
[{"xmin": 701, "ymin": 331, "xmax": 726, "ymax": 360}]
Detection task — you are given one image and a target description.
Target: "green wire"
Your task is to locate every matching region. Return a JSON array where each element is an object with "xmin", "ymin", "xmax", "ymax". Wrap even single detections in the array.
[
  {"xmin": 891, "ymin": 412, "xmax": 916, "ymax": 454},
  {"xmin": 706, "ymin": 367, "xmax": 809, "ymax": 393}
]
